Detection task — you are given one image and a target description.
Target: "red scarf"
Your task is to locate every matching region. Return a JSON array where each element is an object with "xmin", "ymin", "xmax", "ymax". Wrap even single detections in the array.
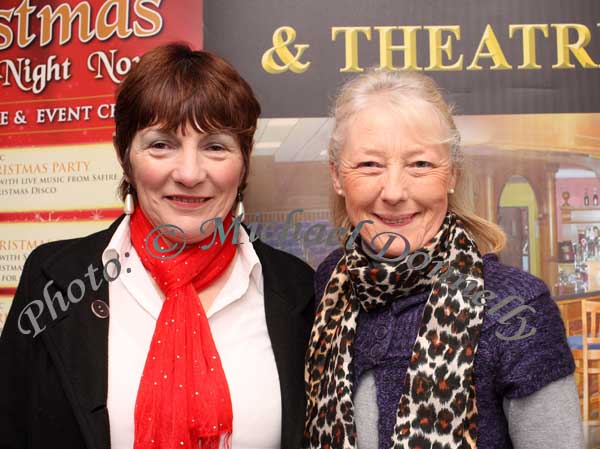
[{"xmin": 130, "ymin": 209, "xmax": 236, "ymax": 449}]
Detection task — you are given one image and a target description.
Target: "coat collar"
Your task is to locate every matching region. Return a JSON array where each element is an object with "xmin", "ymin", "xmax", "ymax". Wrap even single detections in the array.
[
  {"xmin": 42, "ymin": 216, "xmax": 126, "ymax": 291},
  {"xmin": 39, "ymin": 217, "xmax": 308, "ymax": 449}
]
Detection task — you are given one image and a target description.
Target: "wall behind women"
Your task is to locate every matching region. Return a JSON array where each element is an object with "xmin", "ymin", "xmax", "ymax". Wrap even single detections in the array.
[{"xmin": 499, "ymin": 181, "xmax": 540, "ymax": 277}]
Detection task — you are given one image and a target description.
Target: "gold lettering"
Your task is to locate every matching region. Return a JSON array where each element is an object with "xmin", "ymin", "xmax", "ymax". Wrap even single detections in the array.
[
  {"xmin": 262, "ymin": 26, "xmax": 310, "ymax": 74},
  {"xmin": 552, "ymin": 23, "xmax": 598, "ymax": 69},
  {"xmin": 331, "ymin": 26, "xmax": 372, "ymax": 72},
  {"xmin": 0, "ymin": 8, "xmax": 14, "ymax": 51},
  {"xmin": 133, "ymin": 0, "xmax": 163, "ymax": 37},
  {"xmin": 36, "ymin": 2, "xmax": 93, "ymax": 47},
  {"xmin": 375, "ymin": 26, "xmax": 421, "ymax": 70},
  {"xmin": 96, "ymin": 0, "xmax": 132, "ymax": 41},
  {"xmin": 14, "ymin": 0, "xmax": 35, "ymax": 48},
  {"xmin": 509, "ymin": 24, "xmax": 548, "ymax": 69},
  {"xmin": 467, "ymin": 24, "xmax": 512, "ymax": 70},
  {"xmin": 424, "ymin": 25, "xmax": 463, "ymax": 71}
]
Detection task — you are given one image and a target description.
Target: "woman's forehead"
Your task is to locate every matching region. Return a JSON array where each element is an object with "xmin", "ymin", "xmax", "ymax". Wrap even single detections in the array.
[
  {"xmin": 353, "ymin": 96, "xmax": 445, "ymax": 129},
  {"xmin": 345, "ymin": 103, "xmax": 450, "ymax": 152}
]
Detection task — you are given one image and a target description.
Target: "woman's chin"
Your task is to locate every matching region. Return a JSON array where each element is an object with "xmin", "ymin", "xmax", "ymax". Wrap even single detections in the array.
[
  {"xmin": 363, "ymin": 239, "xmax": 411, "ymax": 262},
  {"xmin": 365, "ymin": 233, "xmax": 410, "ymax": 256},
  {"xmin": 155, "ymin": 216, "xmax": 221, "ymax": 244}
]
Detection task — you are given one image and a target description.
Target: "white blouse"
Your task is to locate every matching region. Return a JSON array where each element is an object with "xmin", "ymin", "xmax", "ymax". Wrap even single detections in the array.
[{"xmin": 103, "ymin": 217, "xmax": 281, "ymax": 449}]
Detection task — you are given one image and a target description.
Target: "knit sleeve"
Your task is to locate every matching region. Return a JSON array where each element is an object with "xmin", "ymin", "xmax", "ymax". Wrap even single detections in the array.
[{"xmin": 492, "ymin": 288, "xmax": 575, "ymax": 399}]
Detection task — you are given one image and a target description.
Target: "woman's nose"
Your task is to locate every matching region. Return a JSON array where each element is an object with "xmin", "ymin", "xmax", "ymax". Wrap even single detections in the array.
[
  {"xmin": 380, "ymin": 166, "xmax": 409, "ymax": 204},
  {"xmin": 170, "ymin": 147, "xmax": 207, "ymax": 187}
]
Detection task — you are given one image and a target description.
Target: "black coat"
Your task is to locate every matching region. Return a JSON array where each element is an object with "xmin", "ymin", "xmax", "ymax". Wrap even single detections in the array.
[{"xmin": 0, "ymin": 216, "xmax": 315, "ymax": 449}]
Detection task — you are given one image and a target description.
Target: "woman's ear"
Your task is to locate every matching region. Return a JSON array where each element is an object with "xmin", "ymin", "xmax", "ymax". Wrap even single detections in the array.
[
  {"xmin": 330, "ymin": 161, "xmax": 344, "ymax": 196},
  {"xmin": 241, "ymin": 163, "xmax": 248, "ymax": 186},
  {"xmin": 113, "ymin": 134, "xmax": 125, "ymax": 167},
  {"xmin": 449, "ymin": 165, "xmax": 458, "ymax": 192},
  {"xmin": 113, "ymin": 136, "xmax": 132, "ymax": 185}
]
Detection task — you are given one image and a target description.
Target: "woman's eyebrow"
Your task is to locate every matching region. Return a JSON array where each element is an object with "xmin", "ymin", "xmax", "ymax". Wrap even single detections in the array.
[
  {"xmin": 202, "ymin": 132, "xmax": 236, "ymax": 142},
  {"xmin": 139, "ymin": 128, "xmax": 174, "ymax": 139},
  {"xmin": 402, "ymin": 146, "xmax": 430, "ymax": 157},
  {"xmin": 353, "ymin": 146, "xmax": 385, "ymax": 156},
  {"xmin": 353, "ymin": 145, "xmax": 429, "ymax": 157}
]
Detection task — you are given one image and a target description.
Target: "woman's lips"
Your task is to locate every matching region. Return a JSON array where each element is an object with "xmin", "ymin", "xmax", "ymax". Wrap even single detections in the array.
[
  {"xmin": 166, "ymin": 195, "xmax": 211, "ymax": 209},
  {"xmin": 373, "ymin": 212, "xmax": 418, "ymax": 226}
]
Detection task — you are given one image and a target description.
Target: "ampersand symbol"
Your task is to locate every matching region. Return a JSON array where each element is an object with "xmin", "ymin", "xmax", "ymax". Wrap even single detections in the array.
[
  {"xmin": 261, "ymin": 26, "xmax": 311, "ymax": 74},
  {"xmin": 14, "ymin": 110, "xmax": 27, "ymax": 125}
]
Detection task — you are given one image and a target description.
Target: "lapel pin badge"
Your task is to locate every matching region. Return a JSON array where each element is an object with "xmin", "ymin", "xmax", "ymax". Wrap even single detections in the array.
[{"xmin": 91, "ymin": 300, "xmax": 110, "ymax": 319}]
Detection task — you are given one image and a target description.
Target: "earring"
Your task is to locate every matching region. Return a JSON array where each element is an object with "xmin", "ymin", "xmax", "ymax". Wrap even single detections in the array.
[
  {"xmin": 234, "ymin": 191, "xmax": 245, "ymax": 221},
  {"xmin": 124, "ymin": 183, "xmax": 135, "ymax": 215},
  {"xmin": 448, "ymin": 188, "xmax": 455, "ymax": 194}
]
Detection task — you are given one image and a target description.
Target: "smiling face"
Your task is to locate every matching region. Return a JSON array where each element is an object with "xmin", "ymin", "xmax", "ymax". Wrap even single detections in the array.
[
  {"xmin": 128, "ymin": 124, "xmax": 244, "ymax": 244},
  {"xmin": 331, "ymin": 97, "xmax": 456, "ymax": 257}
]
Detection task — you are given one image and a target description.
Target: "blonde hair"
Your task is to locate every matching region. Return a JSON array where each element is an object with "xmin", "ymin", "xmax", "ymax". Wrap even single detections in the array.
[{"xmin": 329, "ymin": 69, "xmax": 506, "ymax": 254}]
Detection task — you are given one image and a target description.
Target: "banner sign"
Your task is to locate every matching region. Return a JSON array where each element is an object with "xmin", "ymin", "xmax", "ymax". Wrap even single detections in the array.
[
  {"xmin": 0, "ymin": 0, "xmax": 203, "ymax": 148},
  {"xmin": 205, "ymin": 0, "xmax": 600, "ymax": 116}
]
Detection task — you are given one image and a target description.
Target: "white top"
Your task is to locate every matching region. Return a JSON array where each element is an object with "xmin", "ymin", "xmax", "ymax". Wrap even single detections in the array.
[{"xmin": 104, "ymin": 216, "xmax": 282, "ymax": 449}]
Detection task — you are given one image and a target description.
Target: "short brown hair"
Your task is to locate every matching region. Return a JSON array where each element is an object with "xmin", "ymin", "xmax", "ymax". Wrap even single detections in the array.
[{"xmin": 114, "ymin": 42, "xmax": 261, "ymax": 200}]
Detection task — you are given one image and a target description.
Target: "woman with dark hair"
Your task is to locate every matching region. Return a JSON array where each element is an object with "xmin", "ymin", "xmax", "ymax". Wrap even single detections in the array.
[{"xmin": 0, "ymin": 43, "xmax": 314, "ymax": 449}]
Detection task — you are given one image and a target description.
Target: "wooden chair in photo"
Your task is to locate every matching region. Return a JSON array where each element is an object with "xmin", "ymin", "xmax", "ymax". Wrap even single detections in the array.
[
  {"xmin": 558, "ymin": 298, "xmax": 583, "ymax": 337},
  {"xmin": 569, "ymin": 299, "xmax": 600, "ymax": 424}
]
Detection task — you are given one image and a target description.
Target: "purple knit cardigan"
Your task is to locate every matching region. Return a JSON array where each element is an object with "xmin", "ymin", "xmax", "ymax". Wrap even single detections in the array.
[{"xmin": 314, "ymin": 249, "xmax": 575, "ymax": 449}]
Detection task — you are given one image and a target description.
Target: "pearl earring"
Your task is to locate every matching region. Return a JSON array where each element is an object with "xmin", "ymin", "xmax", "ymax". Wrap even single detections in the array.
[
  {"xmin": 124, "ymin": 183, "xmax": 135, "ymax": 215},
  {"xmin": 234, "ymin": 191, "xmax": 245, "ymax": 221},
  {"xmin": 448, "ymin": 188, "xmax": 455, "ymax": 194}
]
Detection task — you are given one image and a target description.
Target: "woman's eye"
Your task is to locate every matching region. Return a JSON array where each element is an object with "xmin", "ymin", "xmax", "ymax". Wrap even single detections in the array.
[
  {"xmin": 149, "ymin": 141, "xmax": 172, "ymax": 150},
  {"xmin": 413, "ymin": 161, "xmax": 432, "ymax": 168},
  {"xmin": 207, "ymin": 143, "xmax": 226, "ymax": 152},
  {"xmin": 357, "ymin": 161, "xmax": 380, "ymax": 168}
]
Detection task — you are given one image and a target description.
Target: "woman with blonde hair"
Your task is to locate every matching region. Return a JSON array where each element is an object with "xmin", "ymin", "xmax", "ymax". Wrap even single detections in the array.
[{"xmin": 304, "ymin": 70, "xmax": 582, "ymax": 449}]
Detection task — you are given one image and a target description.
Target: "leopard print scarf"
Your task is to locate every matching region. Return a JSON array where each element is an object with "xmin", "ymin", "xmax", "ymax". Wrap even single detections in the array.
[{"xmin": 303, "ymin": 213, "xmax": 485, "ymax": 449}]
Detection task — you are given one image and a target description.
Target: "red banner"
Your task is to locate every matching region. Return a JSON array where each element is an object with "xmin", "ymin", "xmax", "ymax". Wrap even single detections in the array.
[{"xmin": 0, "ymin": 0, "xmax": 203, "ymax": 148}]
